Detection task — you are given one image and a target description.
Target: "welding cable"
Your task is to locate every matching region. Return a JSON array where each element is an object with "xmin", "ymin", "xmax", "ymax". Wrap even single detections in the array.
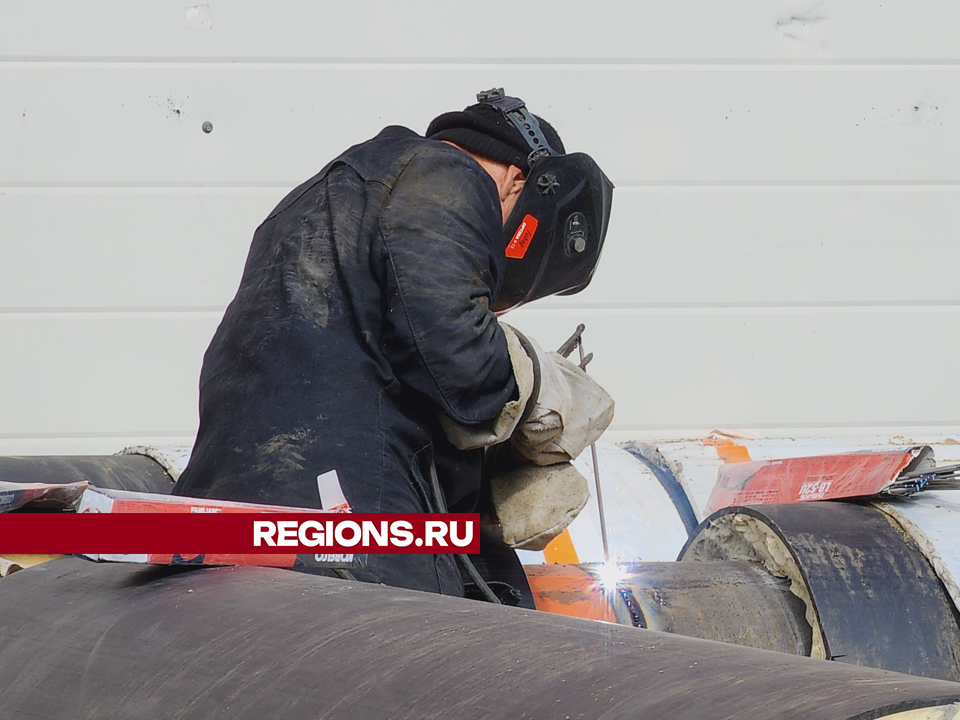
[{"xmin": 428, "ymin": 461, "xmax": 501, "ymax": 604}]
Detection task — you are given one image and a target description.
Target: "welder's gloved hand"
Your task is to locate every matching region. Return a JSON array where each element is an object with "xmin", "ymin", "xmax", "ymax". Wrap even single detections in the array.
[
  {"xmin": 509, "ymin": 331, "xmax": 615, "ymax": 466},
  {"xmin": 437, "ymin": 323, "xmax": 614, "ymax": 457},
  {"xmin": 491, "ymin": 461, "xmax": 590, "ymax": 551}
]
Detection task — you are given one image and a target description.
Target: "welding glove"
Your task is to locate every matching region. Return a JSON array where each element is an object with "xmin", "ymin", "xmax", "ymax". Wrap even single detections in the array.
[
  {"xmin": 438, "ymin": 323, "xmax": 611, "ymax": 550},
  {"xmin": 507, "ymin": 329, "xmax": 615, "ymax": 465},
  {"xmin": 490, "ymin": 461, "xmax": 590, "ymax": 551},
  {"xmin": 437, "ymin": 324, "xmax": 614, "ymax": 457}
]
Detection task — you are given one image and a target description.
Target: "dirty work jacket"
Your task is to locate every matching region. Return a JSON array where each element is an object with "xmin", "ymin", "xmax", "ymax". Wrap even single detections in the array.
[{"xmin": 173, "ymin": 126, "xmax": 517, "ymax": 596}]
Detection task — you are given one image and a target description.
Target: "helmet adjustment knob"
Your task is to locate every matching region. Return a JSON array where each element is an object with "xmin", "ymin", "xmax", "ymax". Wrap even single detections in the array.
[{"xmin": 537, "ymin": 173, "xmax": 560, "ymax": 195}]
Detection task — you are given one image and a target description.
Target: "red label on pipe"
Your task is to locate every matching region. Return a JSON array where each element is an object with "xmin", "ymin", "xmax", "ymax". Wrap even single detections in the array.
[{"xmin": 705, "ymin": 452, "xmax": 917, "ymax": 514}]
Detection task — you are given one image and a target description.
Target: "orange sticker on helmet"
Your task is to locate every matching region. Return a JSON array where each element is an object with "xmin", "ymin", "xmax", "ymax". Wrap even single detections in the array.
[{"xmin": 506, "ymin": 215, "xmax": 538, "ymax": 259}]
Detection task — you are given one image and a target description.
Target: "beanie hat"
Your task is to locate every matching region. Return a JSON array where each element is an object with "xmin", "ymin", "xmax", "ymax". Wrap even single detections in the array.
[{"xmin": 426, "ymin": 102, "xmax": 565, "ymax": 174}]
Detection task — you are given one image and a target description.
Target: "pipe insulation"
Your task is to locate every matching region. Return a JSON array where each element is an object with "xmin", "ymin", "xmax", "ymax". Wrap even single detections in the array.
[
  {"xmin": 1, "ymin": 558, "xmax": 960, "ymax": 720},
  {"xmin": 681, "ymin": 502, "xmax": 960, "ymax": 682}
]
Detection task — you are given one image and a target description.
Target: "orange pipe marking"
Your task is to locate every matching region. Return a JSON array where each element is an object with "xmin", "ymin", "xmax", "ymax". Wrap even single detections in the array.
[
  {"xmin": 542, "ymin": 528, "xmax": 579, "ymax": 565},
  {"xmin": 524, "ymin": 564, "xmax": 618, "ymax": 623},
  {"xmin": 704, "ymin": 437, "xmax": 753, "ymax": 464}
]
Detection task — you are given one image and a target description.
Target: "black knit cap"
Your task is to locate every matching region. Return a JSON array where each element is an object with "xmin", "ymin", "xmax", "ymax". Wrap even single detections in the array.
[{"xmin": 426, "ymin": 101, "xmax": 565, "ymax": 174}]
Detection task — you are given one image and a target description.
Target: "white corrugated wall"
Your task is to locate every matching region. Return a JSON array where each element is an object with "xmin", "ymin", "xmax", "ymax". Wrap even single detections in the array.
[{"xmin": 1, "ymin": 1, "xmax": 959, "ymax": 454}]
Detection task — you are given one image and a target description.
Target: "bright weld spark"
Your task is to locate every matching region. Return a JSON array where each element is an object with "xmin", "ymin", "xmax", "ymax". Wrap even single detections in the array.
[{"xmin": 593, "ymin": 561, "xmax": 628, "ymax": 593}]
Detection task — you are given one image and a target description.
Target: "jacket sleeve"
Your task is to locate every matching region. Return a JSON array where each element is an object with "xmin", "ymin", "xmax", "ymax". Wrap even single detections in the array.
[{"xmin": 378, "ymin": 147, "xmax": 518, "ymax": 427}]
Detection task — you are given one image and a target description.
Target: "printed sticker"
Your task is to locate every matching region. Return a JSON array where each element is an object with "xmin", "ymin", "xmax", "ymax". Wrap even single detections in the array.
[{"xmin": 506, "ymin": 214, "xmax": 539, "ymax": 259}]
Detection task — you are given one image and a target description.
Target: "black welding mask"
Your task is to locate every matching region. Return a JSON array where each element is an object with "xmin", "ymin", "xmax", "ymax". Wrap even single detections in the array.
[{"xmin": 476, "ymin": 89, "xmax": 614, "ymax": 313}]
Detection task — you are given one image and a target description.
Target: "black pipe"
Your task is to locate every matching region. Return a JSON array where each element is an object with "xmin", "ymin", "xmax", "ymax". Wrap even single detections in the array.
[
  {"xmin": 620, "ymin": 560, "xmax": 813, "ymax": 655},
  {"xmin": 0, "ymin": 557, "xmax": 959, "ymax": 719},
  {"xmin": 0, "ymin": 454, "xmax": 174, "ymax": 495},
  {"xmin": 682, "ymin": 502, "xmax": 960, "ymax": 682}
]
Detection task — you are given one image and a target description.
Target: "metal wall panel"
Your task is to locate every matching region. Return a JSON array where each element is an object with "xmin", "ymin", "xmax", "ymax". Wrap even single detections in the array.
[
  {"xmin": 1, "ymin": 2, "xmax": 958, "ymax": 454},
  {"xmin": 0, "ymin": 189, "xmax": 277, "ymax": 310},
  {"xmin": 506, "ymin": 307, "xmax": 960, "ymax": 432},
  {"xmin": 2, "ymin": 1, "xmax": 959, "ymax": 61},
  {"xmin": 2, "ymin": 309, "xmax": 958, "ymax": 453},
  {"xmin": 4, "ymin": 188, "xmax": 960, "ymax": 311},
  {"xmin": 0, "ymin": 313, "xmax": 218, "ymax": 442},
  {"xmin": 2, "ymin": 67, "xmax": 958, "ymax": 184}
]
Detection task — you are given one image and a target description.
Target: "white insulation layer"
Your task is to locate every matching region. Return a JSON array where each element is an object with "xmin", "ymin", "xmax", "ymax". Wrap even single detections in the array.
[{"xmin": 517, "ymin": 442, "xmax": 690, "ymax": 565}]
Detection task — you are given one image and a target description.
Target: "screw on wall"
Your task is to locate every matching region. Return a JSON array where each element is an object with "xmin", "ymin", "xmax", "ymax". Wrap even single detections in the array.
[{"xmin": 202, "ymin": 122, "xmax": 213, "ymax": 133}]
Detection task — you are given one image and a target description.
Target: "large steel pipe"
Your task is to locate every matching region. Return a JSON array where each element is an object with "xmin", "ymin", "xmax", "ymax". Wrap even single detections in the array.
[
  {"xmin": 525, "ymin": 561, "xmax": 812, "ymax": 655},
  {"xmin": 1, "ymin": 558, "xmax": 960, "ymax": 719},
  {"xmin": 682, "ymin": 502, "xmax": 960, "ymax": 682},
  {"xmin": 621, "ymin": 560, "xmax": 813, "ymax": 654}
]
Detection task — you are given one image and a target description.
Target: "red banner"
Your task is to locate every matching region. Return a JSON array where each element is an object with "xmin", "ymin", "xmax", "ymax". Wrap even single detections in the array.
[{"xmin": 0, "ymin": 513, "xmax": 480, "ymax": 555}]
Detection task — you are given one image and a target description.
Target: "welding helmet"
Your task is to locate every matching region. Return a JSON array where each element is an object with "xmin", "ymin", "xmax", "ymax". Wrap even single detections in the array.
[{"xmin": 473, "ymin": 89, "xmax": 614, "ymax": 312}]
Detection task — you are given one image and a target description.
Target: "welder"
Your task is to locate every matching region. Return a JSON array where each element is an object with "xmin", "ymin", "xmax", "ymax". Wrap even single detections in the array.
[{"xmin": 173, "ymin": 89, "xmax": 615, "ymax": 602}]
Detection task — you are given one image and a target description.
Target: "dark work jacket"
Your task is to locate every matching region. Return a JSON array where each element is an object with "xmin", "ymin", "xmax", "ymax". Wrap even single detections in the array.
[{"xmin": 173, "ymin": 127, "xmax": 517, "ymax": 595}]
